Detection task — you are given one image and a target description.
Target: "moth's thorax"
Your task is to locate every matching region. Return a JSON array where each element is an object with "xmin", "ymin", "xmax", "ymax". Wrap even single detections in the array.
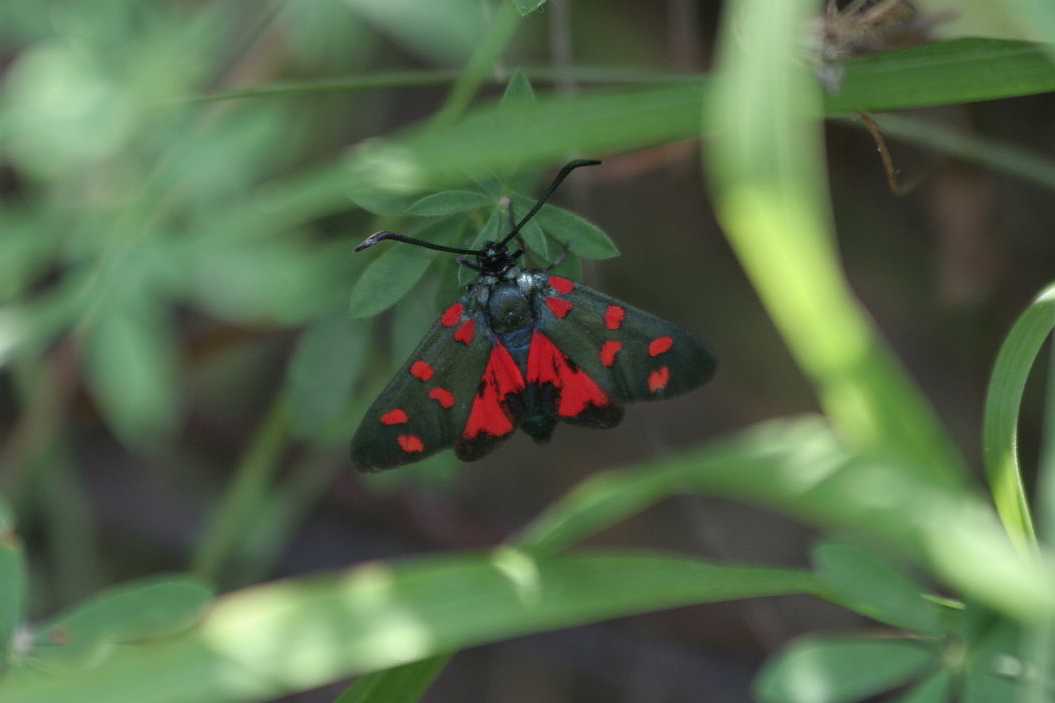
[{"xmin": 480, "ymin": 268, "xmax": 549, "ymax": 334}]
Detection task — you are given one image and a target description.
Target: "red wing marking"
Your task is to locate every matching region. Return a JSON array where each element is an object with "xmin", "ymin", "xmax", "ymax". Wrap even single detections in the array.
[
  {"xmin": 454, "ymin": 318, "xmax": 475, "ymax": 344},
  {"xmin": 648, "ymin": 336, "xmax": 674, "ymax": 356},
  {"xmin": 548, "ymin": 275, "xmax": 574, "ymax": 294},
  {"xmin": 410, "ymin": 360, "xmax": 434, "ymax": 381},
  {"xmin": 546, "ymin": 296, "xmax": 573, "ymax": 318},
  {"xmin": 648, "ymin": 366, "xmax": 670, "ymax": 392},
  {"xmin": 528, "ymin": 330, "xmax": 611, "ymax": 417},
  {"xmin": 604, "ymin": 305, "xmax": 625, "ymax": 330},
  {"xmin": 397, "ymin": 434, "xmax": 425, "ymax": 452},
  {"xmin": 599, "ymin": 340, "xmax": 622, "ymax": 367},
  {"xmin": 428, "ymin": 386, "xmax": 455, "ymax": 408},
  {"xmin": 462, "ymin": 343, "xmax": 524, "ymax": 439},
  {"xmin": 380, "ymin": 408, "xmax": 408, "ymax": 425},
  {"xmin": 441, "ymin": 302, "xmax": 463, "ymax": 327}
]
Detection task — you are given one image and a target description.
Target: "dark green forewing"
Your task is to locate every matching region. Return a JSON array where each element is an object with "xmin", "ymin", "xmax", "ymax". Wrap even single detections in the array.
[
  {"xmin": 535, "ymin": 275, "xmax": 716, "ymax": 402},
  {"xmin": 351, "ymin": 297, "xmax": 493, "ymax": 472}
]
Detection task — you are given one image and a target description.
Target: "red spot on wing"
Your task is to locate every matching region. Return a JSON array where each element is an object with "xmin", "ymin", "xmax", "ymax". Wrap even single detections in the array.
[
  {"xmin": 599, "ymin": 340, "xmax": 622, "ymax": 367},
  {"xmin": 648, "ymin": 366, "xmax": 670, "ymax": 392},
  {"xmin": 441, "ymin": 302, "xmax": 463, "ymax": 327},
  {"xmin": 547, "ymin": 296, "xmax": 573, "ymax": 318},
  {"xmin": 380, "ymin": 408, "xmax": 408, "ymax": 425},
  {"xmin": 410, "ymin": 360, "xmax": 434, "ymax": 381},
  {"xmin": 549, "ymin": 275, "xmax": 574, "ymax": 294},
  {"xmin": 648, "ymin": 336, "xmax": 674, "ymax": 356},
  {"xmin": 462, "ymin": 344, "xmax": 524, "ymax": 439},
  {"xmin": 528, "ymin": 330, "xmax": 611, "ymax": 417},
  {"xmin": 428, "ymin": 386, "xmax": 455, "ymax": 408},
  {"xmin": 454, "ymin": 318, "xmax": 475, "ymax": 344},
  {"xmin": 397, "ymin": 434, "xmax": 425, "ymax": 452},
  {"xmin": 604, "ymin": 305, "xmax": 625, "ymax": 330}
]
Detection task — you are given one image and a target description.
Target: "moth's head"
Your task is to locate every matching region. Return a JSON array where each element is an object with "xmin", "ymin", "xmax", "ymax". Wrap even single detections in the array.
[{"xmin": 474, "ymin": 240, "xmax": 520, "ymax": 276}]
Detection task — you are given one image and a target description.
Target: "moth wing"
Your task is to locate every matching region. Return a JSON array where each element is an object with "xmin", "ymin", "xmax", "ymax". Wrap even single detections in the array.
[
  {"xmin": 536, "ymin": 275, "xmax": 716, "ymax": 403},
  {"xmin": 452, "ymin": 341, "xmax": 526, "ymax": 461},
  {"xmin": 351, "ymin": 300, "xmax": 493, "ymax": 472}
]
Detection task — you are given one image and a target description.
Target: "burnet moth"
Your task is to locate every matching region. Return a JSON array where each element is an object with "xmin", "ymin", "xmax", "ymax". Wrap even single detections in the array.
[{"xmin": 351, "ymin": 160, "xmax": 716, "ymax": 472}]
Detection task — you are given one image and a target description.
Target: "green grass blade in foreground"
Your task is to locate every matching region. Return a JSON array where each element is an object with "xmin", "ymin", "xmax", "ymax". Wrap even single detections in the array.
[
  {"xmin": 333, "ymin": 655, "xmax": 452, "ymax": 703},
  {"xmin": 201, "ymin": 39, "xmax": 1055, "ymax": 248},
  {"xmin": 982, "ymin": 284, "xmax": 1055, "ymax": 551},
  {"xmin": 344, "ymin": 39, "xmax": 1055, "ymax": 196},
  {"xmin": 518, "ymin": 417, "xmax": 845, "ymax": 557},
  {"xmin": 522, "ymin": 416, "xmax": 1053, "ymax": 620},
  {"xmin": 31, "ymin": 575, "xmax": 212, "ymax": 671},
  {"xmin": 708, "ymin": 0, "xmax": 963, "ymax": 480},
  {"xmin": 826, "ymin": 38, "xmax": 1055, "ymax": 113},
  {"xmin": 0, "ymin": 550, "xmax": 822, "ymax": 703}
]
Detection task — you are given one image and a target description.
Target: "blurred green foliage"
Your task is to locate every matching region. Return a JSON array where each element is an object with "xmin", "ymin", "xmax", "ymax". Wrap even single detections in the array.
[{"xmin": 2, "ymin": 0, "xmax": 1055, "ymax": 702}]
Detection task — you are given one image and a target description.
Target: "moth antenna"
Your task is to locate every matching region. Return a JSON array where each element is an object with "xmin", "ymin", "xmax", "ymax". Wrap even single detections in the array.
[
  {"xmin": 355, "ymin": 230, "xmax": 480, "ymax": 256},
  {"xmin": 497, "ymin": 159, "xmax": 601, "ymax": 248},
  {"xmin": 356, "ymin": 159, "xmax": 599, "ymax": 262}
]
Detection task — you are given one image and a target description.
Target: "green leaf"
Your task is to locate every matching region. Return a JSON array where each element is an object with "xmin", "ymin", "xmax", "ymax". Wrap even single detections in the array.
[
  {"xmin": 286, "ymin": 316, "xmax": 372, "ymax": 439},
  {"xmin": 31, "ymin": 575, "xmax": 212, "ymax": 671},
  {"xmin": 343, "ymin": 0, "xmax": 485, "ymax": 65},
  {"xmin": 467, "ymin": 207, "xmax": 505, "ymax": 250},
  {"xmin": 546, "ymin": 250, "xmax": 581, "ymax": 280},
  {"xmin": 812, "ymin": 541, "xmax": 945, "ymax": 635},
  {"xmin": 500, "ymin": 69, "xmax": 536, "ymax": 105},
  {"xmin": 755, "ymin": 636, "xmax": 936, "ymax": 703},
  {"xmin": 349, "ymin": 217, "xmax": 464, "ymax": 317},
  {"xmin": 404, "ymin": 190, "xmax": 494, "ymax": 216},
  {"xmin": 491, "ymin": 71, "xmax": 539, "ymax": 179},
  {"xmin": 962, "ymin": 618, "xmax": 1020, "ymax": 703},
  {"xmin": 157, "ymin": 103, "xmax": 292, "ymax": 206},
  {"xmin": 339, "ymin": 40, "xmax": 1055, "ymax": 194},
  {"xmin": 982, "ymin": 282, "xmax": 1053, "ymax": 550},
  {"xmin": 333, "ymin": 655, "xmax": 452, "ymax": 703},
  {"xmin": 348, "ymin": 190, "xmax": 422, "ymax": 216},
  {"xmin": 188, "ymin": 238, "xmax": 339, "ymax": 325},
  {"xmin": 82, "ymin": 297, "xmax": 178, "ymax": 445},
  {"xmin": 513, "ymin": 0, "xmax": 547, "ymax": 15},
  {"xmin": 0, "ymin": 496, "xmax": 25, "ymax": 662},
  {"xmin": 0, "ymin": 550, "xmax": 823, "ymax": 703},
  {"xmin": 517, "ymin": 418, "xmax": 843, "ymax": 557},
  {"xmin": 889, "ymin": 670, "xmax": 953, "ymax": 703},
  {"xmin": 433, "ymin": 253, "xmax": 466, "ymax": 318},
  {"xmin": 531, "ymin": 203, "xmax": 618, "ymax": 259},
  {"xmin": 205, "ymin": 41, "xmax": 1055, "ymax": 252},
  {"xmin": 519, "ymin": 218, "xmax": 551, "ymax": 263},
  {"xmin": 827, "ymin": 38, "xmax": 1055, "ymax": 113}
]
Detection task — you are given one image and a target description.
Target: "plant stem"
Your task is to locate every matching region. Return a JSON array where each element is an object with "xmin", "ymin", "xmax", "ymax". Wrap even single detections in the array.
[{"xmin": 191, "ymin": 394, "xmax": 289, "ymax": 583}]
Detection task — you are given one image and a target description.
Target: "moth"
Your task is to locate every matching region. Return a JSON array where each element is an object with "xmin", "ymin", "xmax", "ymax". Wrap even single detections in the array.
[{"xmin": 351, "ymin": 160, "xmax": 716, "ymax": 472}]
